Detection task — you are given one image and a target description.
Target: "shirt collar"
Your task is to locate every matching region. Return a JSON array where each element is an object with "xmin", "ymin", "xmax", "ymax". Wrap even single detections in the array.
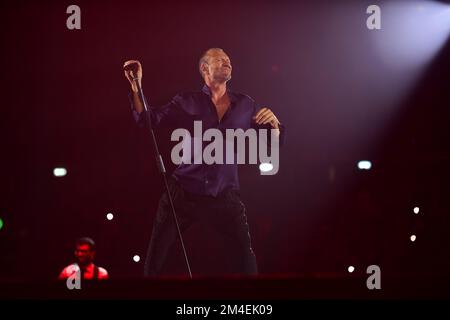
[
  {"xmin": 202, "ymin": 84, "xmax": 237, "ymax": 103},
  {"xmin": 76, "ymin": 262, "xmax": 94, "ymax": 271}
]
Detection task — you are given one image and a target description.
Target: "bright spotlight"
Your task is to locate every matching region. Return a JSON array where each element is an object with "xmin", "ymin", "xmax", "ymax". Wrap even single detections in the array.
[
  {"xmin": 373, "ymin": 0, "xmax": 450, "ymax": 71},
  {"xmin": 106, "ymin": 213, "xmax": 114, "ymax": 221},
  {"xmin": 357, "ymin": 160, "xmax": 372, "ymax": 170},
  {"xmin": 53, "ymin": 167, "xmax": 67, "ymax": 177},
  {"xmin": 133, "ymin": 255, "xmax": 141, "ymax": 263},
  {"xmin": 348, "ymin": 266, "xmax": 355, "ymax": 273},
  {"xmin": 413, "ymin": 207, "xmax": 420, "ymax": 214},
  {"xmin": 410, "ymin": 234, "xmax": 417, "ymax": 242},
  {"xmin": 259, "ymin": 162, "xmax": 274, "ymax": 172}
]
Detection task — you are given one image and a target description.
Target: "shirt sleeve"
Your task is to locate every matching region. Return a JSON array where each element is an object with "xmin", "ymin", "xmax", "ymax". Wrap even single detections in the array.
[
  {"xmin": 98, "ymin": 267, "xmax": 109, "ymax": 280},
  {"xmin": 58, "ymin": 264, "xmax": 78, "ymax": 280},
  {"xmin": 129, "ymin": 91, "xmax": 182, "ymax": 129},
  {"xmin": 58, "ymin": 268, "xmax": 68, "ymax": 280}
]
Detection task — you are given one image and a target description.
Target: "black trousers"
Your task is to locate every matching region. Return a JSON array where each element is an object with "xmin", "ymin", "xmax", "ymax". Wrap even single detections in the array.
[{"xmin": 144, "ymin": 178, "xmax": 258, "ymax": 276}]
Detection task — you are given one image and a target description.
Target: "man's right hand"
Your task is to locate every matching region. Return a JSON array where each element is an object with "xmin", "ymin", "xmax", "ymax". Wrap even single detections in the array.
[{"xmin": 123, "ymin": 60, "xmax": 143, "ymax": 93}]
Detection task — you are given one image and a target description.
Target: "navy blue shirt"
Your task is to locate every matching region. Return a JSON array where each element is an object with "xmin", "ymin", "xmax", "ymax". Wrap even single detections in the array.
[{"xmin": 131, "ymin": 85, "xmax": 285, "ymax": 197}]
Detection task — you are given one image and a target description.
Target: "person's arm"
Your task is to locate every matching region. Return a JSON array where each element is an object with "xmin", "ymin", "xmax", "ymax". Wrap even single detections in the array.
[
  {"xmin": 252, "ymin": 104, "xmax": 286, "ymax": 146},
  {"xmin": 124, "ymin": 60, "xmax": 144, "ymax": 113},
  {"xmin": 124, "ymin": 59, "xmax": 180, "ymax": 128}
]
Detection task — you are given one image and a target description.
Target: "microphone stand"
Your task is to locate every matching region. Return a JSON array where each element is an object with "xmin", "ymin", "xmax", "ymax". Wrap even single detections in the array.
[{"xmin": 131, "ymin": 74, "xmax": 193, "ymax": 279}]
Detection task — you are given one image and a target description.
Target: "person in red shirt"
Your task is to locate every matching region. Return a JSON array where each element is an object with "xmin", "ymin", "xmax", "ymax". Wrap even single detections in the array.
[{"xmin": 59, "ymin": 237, "xmax": 108, "ymax": 280}]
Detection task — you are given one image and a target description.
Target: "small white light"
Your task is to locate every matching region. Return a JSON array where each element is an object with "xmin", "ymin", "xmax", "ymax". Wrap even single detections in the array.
[
  {"xmin": 413, "ymin": 207, "xmax": 420, "ymax": 214},
  {"xmin": 133, "ymin": 255, "xmax": 140, "ymax": 263},
  {"xmin": 357, "ymin": 161, "xmax": 372, "ymax": 170},
  {"xmin": 410, "ymin": 235, "xmax": 417, "ymax": 242},
  {"xmin": 53, "ymin": 167, "xmax": 67, "ymax": 177},
  {"xmin": 106, "ymin": 213, "xmax": 114, "ymax": 221},
  {"xmin": 259, "ymin": 162, "xmax": 273, "ymax": 172},
  {"xmin": 348, "ymin": 266, "xmax": 355, "ymax": 273}
]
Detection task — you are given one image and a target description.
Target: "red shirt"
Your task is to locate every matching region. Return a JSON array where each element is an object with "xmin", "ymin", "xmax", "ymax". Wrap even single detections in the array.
[{"xmin": 59, "ymin": 263, "xmax": 109, "ymax": 280}]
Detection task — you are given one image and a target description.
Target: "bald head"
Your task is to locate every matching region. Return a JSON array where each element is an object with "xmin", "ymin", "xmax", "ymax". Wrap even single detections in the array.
[{"xmin": 198, "ymin": 48, "xmax": 232, "ymax": 83}]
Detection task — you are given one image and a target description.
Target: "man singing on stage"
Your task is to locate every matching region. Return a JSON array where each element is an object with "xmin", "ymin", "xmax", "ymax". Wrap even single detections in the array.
[{"xmin": 123, "ymin": 48, "xmax": 285, "ymax": 276}]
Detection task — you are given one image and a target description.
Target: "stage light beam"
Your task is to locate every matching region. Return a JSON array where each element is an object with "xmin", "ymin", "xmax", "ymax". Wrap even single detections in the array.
[
  {"xmin": 374, "ymin": 0, "xmax": 450, "ymax": 72},
  {"xmin": 133, "ymin": 255, "xmax": 141, "ymax": 263}
]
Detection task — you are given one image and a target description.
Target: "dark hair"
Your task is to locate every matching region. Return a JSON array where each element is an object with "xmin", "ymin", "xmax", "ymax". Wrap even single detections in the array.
[{"xmin": 76, "ymin": 237, "xmax": 96, "ymax": 251}]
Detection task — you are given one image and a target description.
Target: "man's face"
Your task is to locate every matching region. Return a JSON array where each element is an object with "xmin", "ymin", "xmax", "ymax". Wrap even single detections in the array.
[
  {"xmin": 75, "ymin": 244, "xmax": 94, "ymax": 266},
  {"xmin": 204, "ymin": 50, "xmax": 232, "ymax": 82}
]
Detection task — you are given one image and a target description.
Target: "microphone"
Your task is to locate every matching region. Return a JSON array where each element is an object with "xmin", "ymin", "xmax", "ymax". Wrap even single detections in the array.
[{"xmin": 123, "ymin": 62, "xmax": 139, "ymax": 81}]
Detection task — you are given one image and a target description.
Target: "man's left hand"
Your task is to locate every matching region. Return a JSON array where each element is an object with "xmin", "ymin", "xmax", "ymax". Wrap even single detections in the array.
[{"xmin": 254, "ymin": 107, "xmax": 280, "ymax": 129}]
